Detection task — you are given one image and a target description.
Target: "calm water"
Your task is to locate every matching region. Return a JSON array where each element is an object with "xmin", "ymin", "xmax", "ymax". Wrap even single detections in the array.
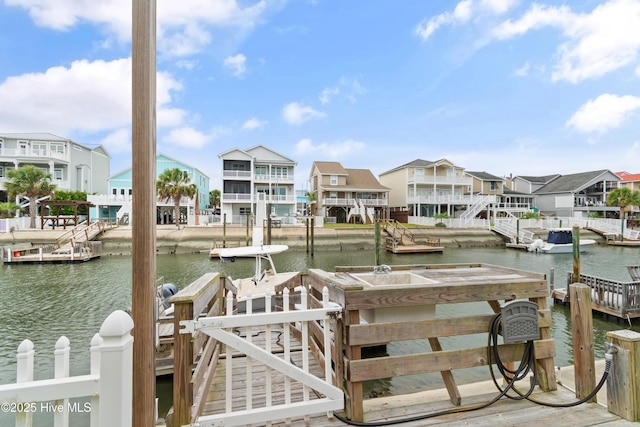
[{"xmin": 1, "ymin": 244, "xmax": 638, "ymax": 424}]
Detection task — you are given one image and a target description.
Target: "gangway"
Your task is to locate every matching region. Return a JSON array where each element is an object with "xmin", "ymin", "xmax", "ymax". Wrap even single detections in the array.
[
  {"xmin": 381, "ymin": 220, "xmax": 443, "ymax": 253},
  {"xmin": 491, "ymin": 220, "xmax": 536, "ymax": 245}
]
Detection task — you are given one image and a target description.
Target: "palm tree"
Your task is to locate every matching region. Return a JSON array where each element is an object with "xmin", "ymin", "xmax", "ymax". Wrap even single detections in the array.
[
  {"xmin": 156, "ymin": 168, "xmax": 197, "ymax": 227},
  {"xmin": 209, "ymin": 189, "xmax": 221, "ymax": 213},
  {"xmin": 0, "ymin": 202, "xmax": 21, "ymax": 219},
  {"xmin": 305, "ymin": 191, "xmax": 316, "ymax": 216},
  {"xmin": 606, "ymin": 187, "xmax": 640, "ymax": 219},
  {"xmin": 4, "ymin": 165, "xmax": 56, "ymax": 228}
]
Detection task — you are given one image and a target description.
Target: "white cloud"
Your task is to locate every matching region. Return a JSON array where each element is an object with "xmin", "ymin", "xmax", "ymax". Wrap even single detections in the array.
[
  {"xmin": 5, "ymin": 0, "xmax": 273, "ymax": 57},
  {"xmin": 223, "ymin": 54, "xmax": 247, "ymax": 77},
  {"xmin": 567, "ymin": 93, "xmax": 640, "ymax": 133},
  {"xmin": 493, "ymin": 0, "xmax": 640, "ymax": 83},
  {"xmin": 295, "ymin": 138, "xmax": 365, "ymax": 158},
  {"xmin": 514, "ymin": 61, "xmax": 530, "ymax": 77},
  {"xmin": 162, "ymin": 126, "xmax": 212, "ymax": 148},
  {"xmin": 319, "ymin": 86, "xmax": 339, "ymax": 105},
  {"xmin": 0, "ymin": 57, "xmax": 187, "ymax": 151},
  {"xmin": 100, "ymin": 128, "xmax": 131, "ymax": 154},
  {"xmin": 281, "ymin": 102, "xmax": 325, "ymax": 125},
  {"xmin": 415, "ymin": 0, "xmax": 516, "ymax": 41},
  {"xmin": 242, "ymin": 117, "xmax": 267, "ymax": 130}
]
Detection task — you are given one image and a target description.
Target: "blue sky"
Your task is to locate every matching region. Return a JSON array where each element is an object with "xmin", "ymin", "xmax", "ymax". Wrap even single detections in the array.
[{"xmin": 1, "ymin": 0, "xmax": 639, "ymax": 190}]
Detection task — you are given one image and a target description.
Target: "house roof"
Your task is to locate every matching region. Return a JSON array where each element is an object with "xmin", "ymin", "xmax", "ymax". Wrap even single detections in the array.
[
  {"xmin": 515, "ymin": 174, "xmax": 561, "ymax": 184},
  {"xmin": 311, "ymin": 161, "xmax": 349, "ymax": 176},
  {"xmin": 380, "ymin": 158, "xmax": 460, "ymax": 175},
  {"xmin": 534, "ymin": 169, "xmax": 617, "ymax": 194},
  {"xmin": 343, "ymin": 168, "xmax": 390, "ymax": 190},
  {"xmin": 616, "ymin": 171, "xmax": 640, "ymax": 182},
  {"xmin": 465, "ymin": 171, "xmax": 503, "ymax": 181},
  {"xmin": 0, "ymin": 132, "xmax": 69, "ymax": 141}
]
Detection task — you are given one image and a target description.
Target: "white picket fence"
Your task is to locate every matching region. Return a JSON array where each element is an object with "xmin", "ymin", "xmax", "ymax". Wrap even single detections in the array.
[{"xmin": 0, "ymin": 310, "xmax": 133, "ymax": 427}]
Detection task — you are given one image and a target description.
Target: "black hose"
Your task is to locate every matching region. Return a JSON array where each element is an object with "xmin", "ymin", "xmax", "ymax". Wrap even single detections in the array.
[{"xmin": 333, "ymin": 312, "xmax": 612, "ymax": 425}]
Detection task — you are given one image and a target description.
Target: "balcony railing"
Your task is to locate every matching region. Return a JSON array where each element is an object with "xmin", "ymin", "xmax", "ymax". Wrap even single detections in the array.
[
  {"xmin": 254, "ymin": 174, "xmax": 295, "ymax": 184},
  {"xmin": 407, "ymin": 194, "xmax": 473, "ymax": 205},
  {"xmin": 220, "ymin": 194, "xmax": 297, "ymax": 204},
  {"xmin": 0, "ymin": 148, "xmax": 68, "ymax": 161},
  {"xmin": 408, "ymin": 175, "xmax": 472, "ymax": 186},
  {"xmin": 322, "ymin": 198, "xmax": 388, "ymax": 207},
  {"xmin": 222, "ymin": 170, "xmax": 252, "ymax": 179}
]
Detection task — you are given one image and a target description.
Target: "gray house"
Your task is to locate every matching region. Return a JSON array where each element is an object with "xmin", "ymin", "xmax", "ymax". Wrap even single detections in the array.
[
  {"xmin": 0, "ymin": 132, "xmax": 110, "ymax": 201},
  {"xmin": 528, "ymin": 169, "xmax": 620, "ymax": 218}
]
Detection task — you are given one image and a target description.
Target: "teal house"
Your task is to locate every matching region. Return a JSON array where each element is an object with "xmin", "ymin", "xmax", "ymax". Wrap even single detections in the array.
[{"xmin": 88, "ymin": 154, "xmax": 210, "ymax": 225}]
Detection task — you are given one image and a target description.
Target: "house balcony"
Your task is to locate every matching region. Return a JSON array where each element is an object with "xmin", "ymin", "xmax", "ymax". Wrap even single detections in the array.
[
  {"xmin": 322, "ymin": 197, "xmax": 388, "ymax": 207},
  {"xmin": 408, "ymin": 176, "xmax": 472, "ymax": 186},
  {"xmin": 221, "ymin": 193, "xmax": 252, "ymax": 203},
  {"xmin": 222, "ymin": 170, "xmax": 252, "ymax": 180},
  {"xmin": 407, "ymin": 194, "xmax": 474, "ymax": 205},
  {"xmin": 0, "ymin": 148, "xmax": 69, "ymax": 162},
  {"xmin": 253, "ymin": 174, "xmax": 295, "ymax": 184},
  {"xmin": 88, "ymin": 194, "xmax": 193, "ymax": 207}
]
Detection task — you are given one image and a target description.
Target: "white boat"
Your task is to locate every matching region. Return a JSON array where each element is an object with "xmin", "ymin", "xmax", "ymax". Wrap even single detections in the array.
[
  {"xmin": 528, "ymin": 229, "xmax": 596, "ymax": 254},
  {"xmin": 218, "ymin": 245, "xmax": 299, "ymax": 311}
]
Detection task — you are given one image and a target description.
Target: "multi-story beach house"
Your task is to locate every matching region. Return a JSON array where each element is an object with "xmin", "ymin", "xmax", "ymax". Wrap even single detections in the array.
[
  {"xmin": 379, "ymin": 159, "xmax": 471, "ymax": 218},
  {"xmin": 616, "ymin": 171, "xmax": 640, "ymax": 216},
  {"xmin": 464, "ymin": 171, "xmax": 535, "ymax": 219},
  {"xmin": 218, "ymin": 145, "xmax": 297, "ymax": 224},
  {"xmin": 309, "ymin": 161, "xmax": 389, "ymax": 224},
  {"xmin": 516, "ymin": 169, "xmax": 620, "ymax": 218},
  {"xmin": 0, "ymin": 132, "xmax": 110, "ymax": 202},
  {"xmin": 87, "ymin": 153, "xmax": 209, "ymax": 225}
]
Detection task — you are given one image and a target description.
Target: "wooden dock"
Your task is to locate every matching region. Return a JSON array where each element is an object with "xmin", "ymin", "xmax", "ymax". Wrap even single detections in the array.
[
  {"xmin": 194, "ymin": 350, "xmax": 634, "ymax": 427},
  {"xmin": 552, "ymin": 271, "xmax": 640, "ymax": 320},
  {"xmin": 382, "ymin": 220, "xmax": 444, "ymax": 254},
  {"xmin": 163, "ymin": 265, "xmax": 640, "ymax": 427},
  {"xmin": 1, "ymin": 220, "xmax": 110, "ymax": 264}
]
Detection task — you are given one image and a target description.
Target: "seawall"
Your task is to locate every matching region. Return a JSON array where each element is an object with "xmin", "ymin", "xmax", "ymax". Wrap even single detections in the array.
[{"xmin": 0, "ymin": 224, "xmax": 606, "ymax": 256}]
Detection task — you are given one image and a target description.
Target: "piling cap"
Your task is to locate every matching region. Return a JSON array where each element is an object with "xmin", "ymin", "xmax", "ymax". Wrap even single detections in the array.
[{"xmin": 99, "ymin": 310, "xmax": 134, "ymax": 337}]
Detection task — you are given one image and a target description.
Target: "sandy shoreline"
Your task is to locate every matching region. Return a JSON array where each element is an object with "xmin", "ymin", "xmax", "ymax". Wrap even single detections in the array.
[{"xmin": 0, "ymin": 224, "xmax": 604, "ymax": 255}]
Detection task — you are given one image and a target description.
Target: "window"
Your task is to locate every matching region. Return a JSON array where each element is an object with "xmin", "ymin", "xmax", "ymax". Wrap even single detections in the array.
[
  {"xmin": 414, "ymin": 168, "xmax": 424, "ymax": 176},
  {"xmin": 54, "ymin": 169, "xmax": 63, "ymax": 180},
  {"xmin": 19, "ymin": 142, "xmax": 28, "ymax": 155},
  {"xmin": 0, "ymin": 166, "xmax": 3, "ymax": 178},
  {"xmin": 490, "ymin": 181, "xmax": 498, "ymax": 191},
  {"xmin": 50, "ymin": 143, "xmax": 65, "ymax": 155},
  {"xmin": 239, "ymin": 207, "xmax": 251, "ymax": 215},
  {"xmin": 330, "ymin": 175, "xmax": 338, "ymax": 185},
  {"xmin": 112, "ymin": 188, "xmax": 118, "ymax": 196},
  {"xmin": 32, "ymin": 142, "xmax": 47, "ymax": 156}
]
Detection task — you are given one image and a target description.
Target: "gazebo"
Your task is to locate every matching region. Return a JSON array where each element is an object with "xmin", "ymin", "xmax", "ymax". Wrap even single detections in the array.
[{"xmin": 40, "ymin": 200, "xmax": 95, "ymax": 229}]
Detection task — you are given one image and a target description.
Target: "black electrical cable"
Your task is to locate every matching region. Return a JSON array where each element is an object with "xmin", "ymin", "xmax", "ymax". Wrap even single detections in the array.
[
  {"xmin": 487, "ymin": 313, "xmax": 611, "ymax": 408},
  {"xmin": 332, "ymin": 311, "xmax": 613, "ymax": 426}
]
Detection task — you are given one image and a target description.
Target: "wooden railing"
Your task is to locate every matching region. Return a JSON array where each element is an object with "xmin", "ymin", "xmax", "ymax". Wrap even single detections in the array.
[
  {"xmin": 568, "ymin": 273, "xmax": 640, "ymax": 316},
  {"xmin": 166, "ymin": 273, "xmax": 230, "ymax": 427}
]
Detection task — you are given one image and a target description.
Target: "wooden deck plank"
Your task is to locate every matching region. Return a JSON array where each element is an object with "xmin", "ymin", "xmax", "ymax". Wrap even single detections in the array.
[{"xmin": 197, "ymin": 334, "xmax": 634, "ymax": 427}]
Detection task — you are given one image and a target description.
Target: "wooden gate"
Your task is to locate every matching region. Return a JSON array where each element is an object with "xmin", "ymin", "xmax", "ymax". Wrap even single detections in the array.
[{"xmin": 178, "ymin": 287, "xmax": 344, "ymax": 427}]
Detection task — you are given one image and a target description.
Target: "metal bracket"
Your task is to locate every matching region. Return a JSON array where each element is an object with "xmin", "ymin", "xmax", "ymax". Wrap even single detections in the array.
[{"xmin": 179, "ymin": 320, "xmax": 200, "ymax": 335}]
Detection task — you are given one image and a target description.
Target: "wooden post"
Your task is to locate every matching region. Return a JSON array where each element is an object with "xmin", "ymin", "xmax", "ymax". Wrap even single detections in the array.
[
  {"xmin": 306, "ymin": 218, "xmax": 309, "ymax": 254},
  {"xmin": 310, "ymin": 216, "xmax": 315, "ymax": 257},
  {"xmin": 171, "ymin": 298, "xmax": 194, "ymax": 426},
  {"xmin": 569, "ymin": 283, "xmax": 597, "ymax": 402},
  {"xmin": 223, "ymin": 213, "xmax": 227, "ymax": 247},
  {"xmin": 606, "ymin": 330, "xmax": 640, "ymax": 421},
  {"xmin": 374, "ymin": 220, "xmax": 381, "ymax": 266},
  {"xmin": 246, "ymin": 213, "xmax": 250, "ymax": 246},
  {"xmin": 572, "ymin": 226, "xmax": 580, "ymax": 281},
  {"xmin": 132, "ymin": 0, "xmax": 157, "ymax": 425}
]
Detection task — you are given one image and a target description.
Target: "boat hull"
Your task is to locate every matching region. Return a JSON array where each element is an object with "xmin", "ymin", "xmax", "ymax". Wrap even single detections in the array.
[{"xmin": 539, "ymin": 239, "xmax": 597, "ymax": 254}]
